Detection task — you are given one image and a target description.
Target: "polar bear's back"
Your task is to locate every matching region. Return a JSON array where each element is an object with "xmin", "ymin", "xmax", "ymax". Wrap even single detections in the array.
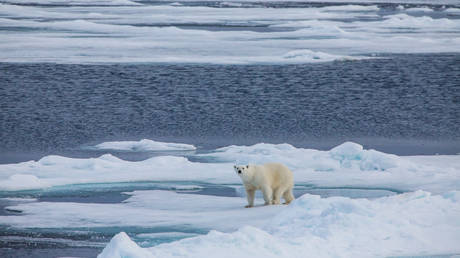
[{"xmin": 258, "ymin": 162, "xmax": 293, "ymax": 188}]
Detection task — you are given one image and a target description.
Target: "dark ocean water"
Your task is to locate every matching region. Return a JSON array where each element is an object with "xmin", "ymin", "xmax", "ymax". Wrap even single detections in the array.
[{"xmin": 1, "ymin": 54, "xmax": 460, "ymax": 163}]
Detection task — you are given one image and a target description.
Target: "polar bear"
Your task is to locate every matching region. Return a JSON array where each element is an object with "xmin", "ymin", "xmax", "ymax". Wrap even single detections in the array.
[{"xmin": 234, "ymin": 163, "xmax": 294, "ymax": 208}]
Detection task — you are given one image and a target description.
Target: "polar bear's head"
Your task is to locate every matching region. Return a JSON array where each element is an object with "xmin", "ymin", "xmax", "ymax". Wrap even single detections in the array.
[{"xmin": 234, "ymin": 165, "xmax": 254, "ymax": 182}]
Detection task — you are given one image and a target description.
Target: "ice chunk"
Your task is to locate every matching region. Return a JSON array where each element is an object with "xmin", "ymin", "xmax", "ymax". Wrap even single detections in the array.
[
  {"xmin": 91, "ymin": 139, "xmax": 197, "ymax": 152},
  {"xmin": 329, "ymin": 141, "xmax": 363, "ymax": 160}
]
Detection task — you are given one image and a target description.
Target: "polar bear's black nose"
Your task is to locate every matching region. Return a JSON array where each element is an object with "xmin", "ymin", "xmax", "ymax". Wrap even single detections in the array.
[{"xmin": 238, "ymin": 170, "xmax": 242, "ymax": 174}]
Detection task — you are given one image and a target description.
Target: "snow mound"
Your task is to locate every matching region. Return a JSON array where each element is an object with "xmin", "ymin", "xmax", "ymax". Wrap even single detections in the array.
[
  {"xmin": 0, "ymin": 174, "xmax": 50, "ymax": 191},
  {"xmin": 98, "ymin": 190, "xmax": 460, "ymax": 258},
  {"xmin": 329, "ymin": 141, "xmax": 401, "ymax": 170},
  {"xmin": 91, "ymin": 139, "xmax": 197, "ymax": 152},
  {"xmin": 97, "ymin": 232, "xmax": 152, "ymax": 258}
]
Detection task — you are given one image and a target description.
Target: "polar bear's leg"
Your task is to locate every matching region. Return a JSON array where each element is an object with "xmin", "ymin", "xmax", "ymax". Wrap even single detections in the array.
[
  {"xmin": 262, "ymin": 186, "xmax": 273, "ymax": 205},
  {"xmin": 245, "ymin": 188, "xmax": 255, "ymax": 208},
  {"xmin": 272, "ymin": 188, "xmax": 283, "ymax": 205},
  {"xmin": 283, "ymin": 188, "xmax": 294, "ymax": 204}
]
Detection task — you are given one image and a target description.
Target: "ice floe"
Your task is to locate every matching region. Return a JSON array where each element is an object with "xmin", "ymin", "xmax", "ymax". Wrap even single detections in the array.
[{"xmin": 97, "ymin": 190, "xmax": 460, "ymax": 258}]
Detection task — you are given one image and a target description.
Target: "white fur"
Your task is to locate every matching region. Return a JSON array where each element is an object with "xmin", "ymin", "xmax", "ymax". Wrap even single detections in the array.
[{"xmin": 234, "ymin": 163, "xmax": 294, "ymax": 208}]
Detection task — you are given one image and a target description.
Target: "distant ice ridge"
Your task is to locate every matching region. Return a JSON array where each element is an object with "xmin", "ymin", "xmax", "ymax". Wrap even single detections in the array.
[
  {"xmin": 1, "ymin": 142, "xmax": 459, "ymax": 193},
  {"xmin": 91, "ymin": 139, "xmax": 197, "ymax": 152},
  {"xmin": 97, "ymin": 190, "xmax": 460, "ymax": 258}
]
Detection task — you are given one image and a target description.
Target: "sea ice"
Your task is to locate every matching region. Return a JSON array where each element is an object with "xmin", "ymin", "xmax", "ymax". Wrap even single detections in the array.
[
  {"xmin": 1, "ymin": 2, "xmax": 459, "ymax": 63},
  {"xmin": 1, "ymin": 142, "xmax": 459, "ymax": 193}
]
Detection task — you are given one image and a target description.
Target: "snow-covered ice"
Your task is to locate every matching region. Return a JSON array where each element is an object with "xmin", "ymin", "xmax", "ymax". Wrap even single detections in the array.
[{"xmin": 97, "ymin": 190, "xmax": 460, "ymax": 258}]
